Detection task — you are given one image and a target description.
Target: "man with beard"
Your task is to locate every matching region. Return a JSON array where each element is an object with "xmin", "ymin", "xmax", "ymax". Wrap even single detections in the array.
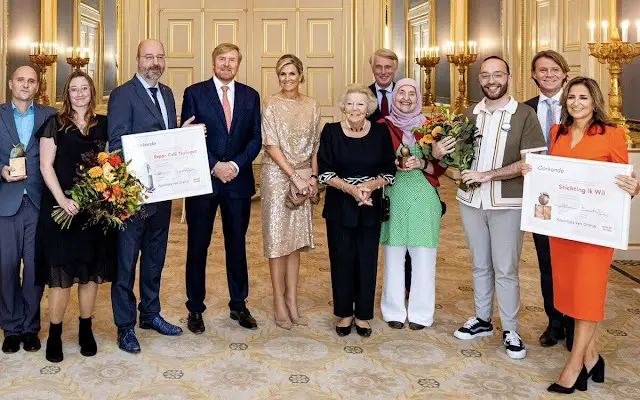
[
  {"xmin": 524, "ymin": 50, "xmax": 574, "ymax": 351},
  {"xmin": 453, "ymin": 56, "xmax": 546, "ymax": 360},
  {"xmin": 0, "ymin": 66, "xmax": 56, "ymax": 353},
  {"xmin": 180, "ymin": 43, "xmax": 261, "ymax": 333},
  {"xmin": 108, "ymin": 39, "xmax": 191, "ymax": 353}
]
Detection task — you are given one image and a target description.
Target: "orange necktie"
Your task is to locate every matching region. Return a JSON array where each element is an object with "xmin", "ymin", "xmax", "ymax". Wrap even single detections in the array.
[{"xmin": 222, "ymin": 85, "xmax": 232, "ymax": 132}]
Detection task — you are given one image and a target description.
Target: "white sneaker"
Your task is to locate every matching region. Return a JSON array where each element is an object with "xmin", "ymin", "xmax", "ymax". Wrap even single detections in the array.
[
  {"xmin": 453, "ymin": 317, "xmax": 494, "ymax": 340},
  {"xmin": 503, "ymin": 331, "xmax": 526, "ymax": 359}
]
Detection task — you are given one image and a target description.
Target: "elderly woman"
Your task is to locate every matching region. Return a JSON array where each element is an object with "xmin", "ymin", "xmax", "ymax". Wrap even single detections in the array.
[
  {"xmin": 523, "ymin": 77, "xmax": 639, "ymax": 394},
  {"xmin": 36, "ymin": 71, "xmax": 115, "ymax": 362},
  {"xmin": 379, "ymin": 78, "xmax": 455, "ymax": 330},
  {"xmin": 318, "ymin": 83, "xmax": 396, "ymax": 337},
  {"xmin": 261, "ymin": 54, "xmax": 321, "ymax": 329}
]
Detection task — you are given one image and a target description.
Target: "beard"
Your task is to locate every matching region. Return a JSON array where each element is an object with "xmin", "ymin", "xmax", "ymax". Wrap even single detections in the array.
[
  {"xmin": 141, "ymin": 64, "xmax": 164, "ymax": 80},
  {"xmin": 481, "ymin": 83, "xmax": 508, "ymax": 100}
]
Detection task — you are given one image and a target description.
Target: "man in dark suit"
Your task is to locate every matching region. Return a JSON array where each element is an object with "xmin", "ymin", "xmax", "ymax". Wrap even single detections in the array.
[
  {"xmin": 108, "ymin": 39, "xmax": 189, "ymax": 353},
  {"xmin": 0, "ymin": 66, "xmax": 56, "ymax": 353},
  {"xmin": 525, "ymin": 49, "xmax": 574, "ymax": 351},
  {"xmin": 366, "ymin": 48, "xmax": 398, "ymax": 123},
  {"xmin": 180, "ymin": 43, "xmax": 262, "ymax": 333}
]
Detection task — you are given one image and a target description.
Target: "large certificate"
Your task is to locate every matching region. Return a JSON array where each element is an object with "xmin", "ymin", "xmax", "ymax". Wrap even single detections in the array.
[
  {"xmin": 121, "ymin": 126, "xmax": 212, "ymax": 203},
  {"xmin": 521, "ymin": 154, "xmax": 633, "ymax": 250}
]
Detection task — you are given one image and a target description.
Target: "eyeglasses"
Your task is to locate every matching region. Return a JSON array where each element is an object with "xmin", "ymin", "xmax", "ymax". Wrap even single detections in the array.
[
  {"xmin": 141, "ymin": 55, "xmax": 165, "ymax": 62},
  {"xmin": 479, "ymin": 72, "xmax": 509, "ymax": 81},
  {"xmin": 68, "ymin": 86, "xmax": 90, "ymax": 94}
]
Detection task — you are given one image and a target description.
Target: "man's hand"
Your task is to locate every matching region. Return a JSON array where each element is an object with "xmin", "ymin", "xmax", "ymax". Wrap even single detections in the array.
[
  {"xmin": 182, "ymin": 116, "xmax": 207, "ymax": 136},
  {"xmin": 1, "ymin": 165, "xmax": 27, "ymax": 182},
  {"xmin": 461, "ymin": 169, "xmax": 492, "ymax": 185},
  {"xmin": 212, "ymin": 162, "xmax": 238, "ymax": 183}
]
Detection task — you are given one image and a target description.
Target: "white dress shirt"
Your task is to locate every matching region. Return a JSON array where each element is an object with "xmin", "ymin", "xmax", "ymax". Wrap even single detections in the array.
[
  {"xmin": 374, "ymin": 82, "xmax": 393, "ymax": 115},
  {"xmin": 135, "ymin": 73, "xmax": 169, "ymax": 129}
]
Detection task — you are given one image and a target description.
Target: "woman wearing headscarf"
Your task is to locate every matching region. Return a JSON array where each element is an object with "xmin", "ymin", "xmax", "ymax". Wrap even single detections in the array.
[{"xmin": 379, "ymin": 78, "xmax": 455, "ymax": 330}]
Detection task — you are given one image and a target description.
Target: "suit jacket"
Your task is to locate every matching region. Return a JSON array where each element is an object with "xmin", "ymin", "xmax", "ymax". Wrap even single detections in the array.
[
  {"xmin": 0, "ymin": 102, "xmax": 57, "ymax": 216},
  {"xmin": 180, "ymin": 78, "xmax": 262, "ymax": 199},
  {"xmin": 366, "ymin": 82, "xmax": 395, "ymax": 123},
  {"xmin": 107, "ymin": 74, "xmax": 178, "ymax": 216},
  {"xmin": 525, "ymin": 96, "xmax": 539, "ymax": 112}
]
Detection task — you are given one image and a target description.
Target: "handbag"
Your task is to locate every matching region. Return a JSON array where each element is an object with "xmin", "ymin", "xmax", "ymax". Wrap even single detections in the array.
[
  {"xmin": 380, "ymin": 184, "xmax": 390, "ymax": 222},
  {"xmin": 286, "ymin": 168, "xmax": 313, "ymax": 210}
]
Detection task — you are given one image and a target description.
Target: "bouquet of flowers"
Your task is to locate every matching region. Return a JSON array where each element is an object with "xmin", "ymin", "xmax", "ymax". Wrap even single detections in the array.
[
  {"xmin": 51, "ymin": 149, "xmax": 145, "ymax": 231},
  {"xmin": 414, "ymin": 107, "xmax": 480, "ymax": 190}
]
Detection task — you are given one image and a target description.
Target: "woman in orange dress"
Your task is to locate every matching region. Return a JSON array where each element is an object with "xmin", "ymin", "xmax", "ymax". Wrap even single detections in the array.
[{"xmin": 524, "ymin": 77, "xmax": 639, "ymax": 394}]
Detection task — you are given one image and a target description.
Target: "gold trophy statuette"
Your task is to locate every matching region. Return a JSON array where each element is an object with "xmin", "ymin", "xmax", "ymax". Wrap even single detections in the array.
[
  {"xmin": 9, "ymin": 144, "xmax": 26, "ymax": 177},
  {"xmin": 398, "ymin": 146, "xmax": 411, "ymax": 169}
]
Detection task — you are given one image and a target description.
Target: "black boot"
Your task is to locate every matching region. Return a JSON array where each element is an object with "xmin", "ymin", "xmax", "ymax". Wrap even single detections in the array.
[
  {"xmin": 79, "ymin": 317, "xmax": 97, "ymax": 357},
  {"xmin": 46, "ymin": 322, "xmax": 63, "ymax": 363}
]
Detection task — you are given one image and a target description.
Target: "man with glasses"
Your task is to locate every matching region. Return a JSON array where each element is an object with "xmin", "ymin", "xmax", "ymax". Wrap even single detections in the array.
[
  {"xmin": 524, "ymin": 50, "xmax": 574, "ymax": 351},
  {"xmin": 108, "ymin": 39, "xmax": 198, "ymax": 353},
  {"xmin": 453, "ymin": 56, "xmax": 546, "ymax": 360}
]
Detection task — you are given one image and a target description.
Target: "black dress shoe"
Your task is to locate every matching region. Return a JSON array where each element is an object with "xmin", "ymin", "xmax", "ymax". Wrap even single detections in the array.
[
  {"xmin": 2, "ymin": 335, "xmax": 21, "ymax": 353},
  {"xmin": 336, "ymin": 324, "xmax": 352, "ymax": 337},
  {"xmin": 409, "ymin": 322, "xmax": 425, "ymax": 330},
  {"xmin": 187, "ymin": 312, "xmax": 205, "ymax": 334},
  {"xmin": 539, "ymin": 326, "xmax": 565, "ymax": 347},
  {"xmin": 548, "ymin": 366, "xmax": 588, "ymax": 394},
  {"xmin": 355, "ymin": 322, "xmax": 372, "ymax": 337},
  {"xmin": 230, "ymin": 308, "xmax": 258, "ymax": 330},
  {"xmin": 388, "ymin": 321, "xmax": 404, "ymax": 329},
  {"xmin": 22, "ymin": 333, "xmax": 41, "ymax": 352},
  {"xmin": 587, "ymin": 355, "xmax": 605, "ymax": 383}
]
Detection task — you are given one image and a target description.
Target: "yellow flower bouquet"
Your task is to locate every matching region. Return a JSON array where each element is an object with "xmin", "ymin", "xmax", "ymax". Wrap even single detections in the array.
[{"xmin": 51, "ymin": 150, "xmax": 145, "ymax": 231}]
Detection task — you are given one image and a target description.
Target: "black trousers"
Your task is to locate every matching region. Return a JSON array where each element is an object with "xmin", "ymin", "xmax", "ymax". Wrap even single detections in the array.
[
  {"xmin": 185, "ymin": 195, "xmax": 251, "ymax": 313},
  {"xmin": 532, "ymin": 233, "xmax": 574, "ymax": 330},
  {"xmin": 326, "ymin": 220, "xmax": 381, "ymax": 320}
]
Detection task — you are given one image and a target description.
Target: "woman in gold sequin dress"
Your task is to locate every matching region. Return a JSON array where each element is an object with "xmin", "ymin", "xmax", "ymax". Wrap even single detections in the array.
[{"xmin": 261, "ymin": 54, "xmax": 321, "ymax": 329}]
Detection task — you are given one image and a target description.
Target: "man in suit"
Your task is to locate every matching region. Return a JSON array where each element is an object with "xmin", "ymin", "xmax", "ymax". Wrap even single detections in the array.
[
  {"xmin": 0, "ymin": 66, "xmax": 56, "ymax": 353},
  {"xmin": 367, "ymin": 48, "xmax": 398, "ymax": 123},
  {"xmin": 524, "ymin": 50, "xmax": 574, "ymax": 351},
  {"xmin": 108, "ymin": 39, "xmax": 189, "ymax": 353},
  {"xmin": 181, "ymin": 43, "xmax": 262, "ymax": 333}
]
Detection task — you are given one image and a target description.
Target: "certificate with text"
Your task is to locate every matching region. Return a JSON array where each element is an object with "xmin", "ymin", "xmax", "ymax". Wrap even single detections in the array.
[
  {"xmin": 521, "ymin": 154, "xmax": 633, "ymax": 250},
  {"xmin": 121, "ymin": 126, "xmax": 212, "ymax": 203}
]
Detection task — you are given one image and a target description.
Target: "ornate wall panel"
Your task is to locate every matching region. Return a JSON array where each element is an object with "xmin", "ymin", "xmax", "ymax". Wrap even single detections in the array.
[{"xmin": 468, "ymin": 0, "xmax": 502, "ymax": 104}]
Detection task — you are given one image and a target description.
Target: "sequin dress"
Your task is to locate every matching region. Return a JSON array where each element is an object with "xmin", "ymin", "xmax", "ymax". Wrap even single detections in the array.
[{"xmin": 260, "ymin": 94, "xmax": 321, "ymax": 258}]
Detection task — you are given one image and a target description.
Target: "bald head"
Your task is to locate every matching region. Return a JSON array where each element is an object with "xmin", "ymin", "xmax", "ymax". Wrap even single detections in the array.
[
  {"xmin": 9, "ymin": 65, "xmax": 39, "ymax": 103},
  {"xmin": 137, "ymin": 39, "xmax": 165, "ymax": 58},
  {"xmin": 136, "ymin": 39, "xmax": 166, "ymax": 84}
]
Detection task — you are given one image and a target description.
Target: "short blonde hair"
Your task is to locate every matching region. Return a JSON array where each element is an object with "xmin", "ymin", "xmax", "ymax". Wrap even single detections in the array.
[
  {"xmin": 275, "ymin": 54, "xmax": 305, "ymax": 84},
  {"xmin": 369, "ymin": 48, "xmax": 399, "ymax": 68},
  {"xmin": 337, "ymin": 83, "xmax": 378, "ymax": 115},
  {"xmin": 212, "ymin": 43, "xmax": 243, "ymax": 63}
]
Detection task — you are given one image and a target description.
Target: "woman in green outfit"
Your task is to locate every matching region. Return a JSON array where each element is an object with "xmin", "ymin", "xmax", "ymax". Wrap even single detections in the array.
[{"xmin": 380, "ymin": 78, "xmax": 455, "ymax": 329}]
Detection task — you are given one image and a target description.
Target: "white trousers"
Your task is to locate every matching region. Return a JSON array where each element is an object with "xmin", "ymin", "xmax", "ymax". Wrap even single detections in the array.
[{"xmin": 381, "ymin": 245, "xmax": 437, "ymax": 326}]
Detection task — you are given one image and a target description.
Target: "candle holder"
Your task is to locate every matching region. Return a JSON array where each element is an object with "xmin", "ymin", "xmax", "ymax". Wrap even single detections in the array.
[
  {"xmin": 415, "ymin": 55, "xmax": 440, "ymax": 110},
  {"xmin": 446, "ymin": 52, "xmax": 478, "ymax": 114},
  {"xmin": 66, "ymin": 56, "xmax": 90, "ymax": 71},
  {"xmin": 28, "ymin": 54, "xmax": 58, "ymax": 106},
  {"xmin": 588, "ymin": 27, "xmax": 640, "ymax": 145}
]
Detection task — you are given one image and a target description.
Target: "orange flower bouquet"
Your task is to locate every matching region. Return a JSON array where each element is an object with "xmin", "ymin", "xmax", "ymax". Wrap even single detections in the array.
[{"xmin": 51, "ymin": 149, "xmax": 145, "ymax": 231}]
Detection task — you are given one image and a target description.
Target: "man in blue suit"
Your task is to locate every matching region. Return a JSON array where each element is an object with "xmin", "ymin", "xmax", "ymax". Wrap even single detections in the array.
[
  {"xmin": 108, "ymin": 39, "xmax": 187, "ymax": 353},
  {"xmin": 0, "ymin": 66, "xmax": 56, "ymax": 353},
  {"xmin": 181, "ymin": 43, "xmax": 262, "ymax": 333}
]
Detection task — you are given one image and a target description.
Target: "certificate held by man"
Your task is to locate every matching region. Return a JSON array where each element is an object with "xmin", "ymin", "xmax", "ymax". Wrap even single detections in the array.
[
  {"xmin": 121, "ymin": 125, "xmax": 212, "ymax": 203},
  {"xmin": 521, "ymin": 153, "xmax": 633, "ymax": 250}
]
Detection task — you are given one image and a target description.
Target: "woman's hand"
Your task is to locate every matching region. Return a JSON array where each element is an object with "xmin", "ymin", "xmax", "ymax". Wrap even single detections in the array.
[
  {"xmin": 345, "ymin": 184, "xmax": 373, "ymax": 206},
  {"xmin": 292, "ymin": 174, "xmax": 310, "ymax": 197},
  {"xmin": 396, "ymin": 156, "xmax": 425, "ymax": 172},
  {"xmin": 58, "ymin": 197, "xmax": 80, "ymax": 216},
  {"xmin": 308, "ymin": 176, "xmax": 319, "ymax": 197},
  {"xmin": 432, "ymin": 136, "xmax": 456, "ymax": 160},
  {"xmin": 616, "ymin": 170, "xmax": 640, "ymax": 197},
  {"xmin": 521, "ymin": 163, "xmax": 532, "ymax": 176}
]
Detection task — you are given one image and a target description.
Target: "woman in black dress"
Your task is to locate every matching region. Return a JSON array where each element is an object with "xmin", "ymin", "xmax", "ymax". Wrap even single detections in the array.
[
  {"xmin": 36, "ymin": 71, "xmax": 115, "ymax": 362},
  {"xmin": 318, "ymin": 83, "xmax": 396, "ymax": 337}
]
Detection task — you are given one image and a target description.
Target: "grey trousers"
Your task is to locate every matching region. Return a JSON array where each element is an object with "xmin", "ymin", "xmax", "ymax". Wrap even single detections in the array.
[
  {"xmin": 459, "ymin": 203, "xmax": 523, "ymax": 332},
  {"xmin": 0, "ymin": 196, "xmax": 43, "ymax": 336}
]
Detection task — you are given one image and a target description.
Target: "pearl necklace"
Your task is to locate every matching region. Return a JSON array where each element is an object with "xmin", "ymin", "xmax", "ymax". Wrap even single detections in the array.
[{"xmin": 346, "ymin": 120, "xmax": 367, "ymax": 132}]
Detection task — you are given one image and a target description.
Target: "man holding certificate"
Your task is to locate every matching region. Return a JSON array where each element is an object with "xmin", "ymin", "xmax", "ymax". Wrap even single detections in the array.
[
  {"xmin": 181, "ymin": 43, "xmax": 262, "ymax": 333},
  {"xmin": 108, "ymin": 39, "xmax": 185, "ymax": 353},
  {"xmin": 522, "ymin": 77, "xmax": 639, "ymax": 394}
]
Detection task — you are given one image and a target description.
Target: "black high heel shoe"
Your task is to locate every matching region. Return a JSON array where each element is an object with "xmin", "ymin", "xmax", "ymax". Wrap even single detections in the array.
[
  {"xmin": 587, "ymin": 355, "xmax": 605, "ymax": 383},
  {"xmin": 355, "ymin": 321, "xmax": 372, "ymax": 337},
  {"xmin": 335, "ymin": 319, "xmax": 353, "ymax": 337},
  {"xmin": 547, "ymin": 366, "xmax": 588, "ymax": 394}
]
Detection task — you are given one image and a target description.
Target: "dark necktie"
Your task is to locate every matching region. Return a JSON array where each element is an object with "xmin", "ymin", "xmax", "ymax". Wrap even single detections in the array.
[
  {"xmin": 379, "ymin": 89, "xmax": 390, "ymax": 117},
  {"xmin": 148, "ymin": 87, "xmax": 166, "ymax": 129}
]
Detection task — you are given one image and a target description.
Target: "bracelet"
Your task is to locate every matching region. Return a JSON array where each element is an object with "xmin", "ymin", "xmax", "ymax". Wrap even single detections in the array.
[
  {"xmin": 310, "ymin": 174, "xmax": 318, "ymax": 180},
  {"xmin": 290, "ymin": 172, "xmax": 301, "ymax": 181}
]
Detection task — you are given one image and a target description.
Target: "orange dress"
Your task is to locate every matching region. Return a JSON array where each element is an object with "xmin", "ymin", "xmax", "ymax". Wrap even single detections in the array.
[{"xmin": 548, "ymin": 123, "xmax": 629, "ymax": 321}]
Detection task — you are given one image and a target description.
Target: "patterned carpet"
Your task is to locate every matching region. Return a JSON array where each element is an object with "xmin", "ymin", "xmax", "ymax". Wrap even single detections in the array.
[{"xmin": 2, "ymin": 178, "xmax": 640, "ymax": 399}]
